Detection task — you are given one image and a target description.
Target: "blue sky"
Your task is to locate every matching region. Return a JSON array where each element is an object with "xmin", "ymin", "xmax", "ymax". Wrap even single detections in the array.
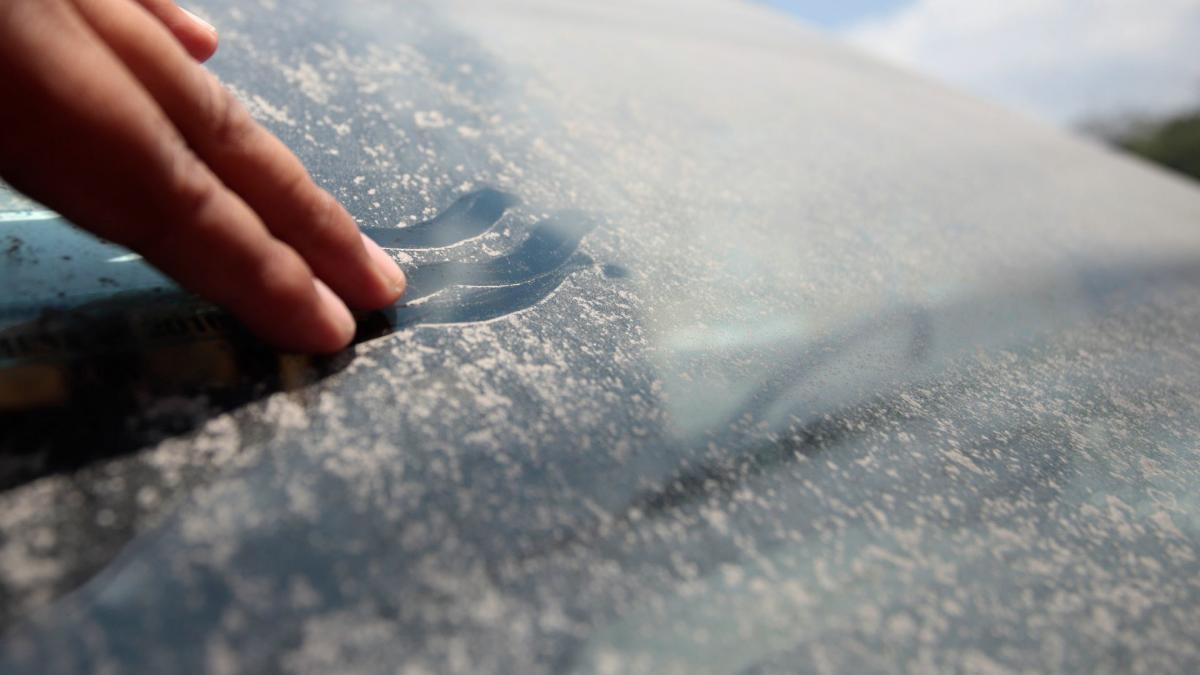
[
  {"xmin": 756, "ymin": 0, "xmax": 906, "ymax": 29},
  {"xmin": 761, "ymin": 0, "xmax": 1200, "ymax": 125}
]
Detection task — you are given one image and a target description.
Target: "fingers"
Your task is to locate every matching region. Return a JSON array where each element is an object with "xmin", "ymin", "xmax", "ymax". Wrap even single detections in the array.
[
  {"xmin": 129, "ymin": 0, "xmax": 217, "ymax": 62},
  {"xmin": 72, "ymin": 0, "xmax": 408, "ymax": 312},
  {"xmin": 0, "ymin": 0, "xmax": 354, "ymax": 352}
]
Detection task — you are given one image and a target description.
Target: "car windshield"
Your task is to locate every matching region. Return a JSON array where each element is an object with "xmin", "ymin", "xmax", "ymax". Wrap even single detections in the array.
[{"xmin": 3, "ymin": 1, "xmax": 1200, "ymax": 672}]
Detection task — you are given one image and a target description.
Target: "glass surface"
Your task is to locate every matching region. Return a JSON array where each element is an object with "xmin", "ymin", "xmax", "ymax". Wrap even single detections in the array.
[{"xmin": 3, "ymin": 1, "xmax": 1200, "ymax": 672}]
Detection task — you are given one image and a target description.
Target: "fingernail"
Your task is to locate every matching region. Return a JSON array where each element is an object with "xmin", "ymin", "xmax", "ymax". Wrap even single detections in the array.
[
  {"xmin": 180, "ymin": 7, "xmax": 216, "ymax": 34},
  {"xmin": 361, "ymin": 233, "xmax": 407, "ymax": 298},
  {"xmin": 313, "ymin": 278, "xmax": 356, "ymax": 346}
]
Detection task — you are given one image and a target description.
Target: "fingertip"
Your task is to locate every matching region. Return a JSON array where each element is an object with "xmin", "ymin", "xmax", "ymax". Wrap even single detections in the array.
[
  {"xmin": 179, "ymin": 7, "xmax": 218, "ymax": 61},
  {"xmin": 312, "ymin": 278, "xmax": 357, "ymax": 352},
  {"xmin": 194, "ymin": 33, "xmax": 219, "ymax": 63},
  {"xmin": 361, "ymin": 233, "xmax": 407, "ymax": 303}
]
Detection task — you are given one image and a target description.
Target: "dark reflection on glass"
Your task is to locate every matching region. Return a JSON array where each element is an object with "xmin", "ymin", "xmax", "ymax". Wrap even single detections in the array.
[
  {"xmin": 402, "ymin": 213, "xmax": 597, "ymax": 301},
  {"xmin": 360, "ymin": 188, "xmax": 516, "ymax": 249},
  {"xmin": 0, "ymin": 294, "xmax": 351, "ymax": 489},
  {"xmin": 358, "ymin": 252, "xmax": 594, "ymax": 339},
  {"xmin": 0, "ymin": 189, "xmax": 601, "ymax": 489}
]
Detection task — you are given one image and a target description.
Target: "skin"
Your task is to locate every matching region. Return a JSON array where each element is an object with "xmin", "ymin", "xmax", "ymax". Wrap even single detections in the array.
[{"xmin": 0, "ymin": 0, "xmax": 407, "ymax": 353}]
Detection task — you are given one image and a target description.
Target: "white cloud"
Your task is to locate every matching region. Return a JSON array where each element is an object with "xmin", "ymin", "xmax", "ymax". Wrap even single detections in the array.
[{"xmin": 842, "ymin": 0, "xmax": 1200, "ymax": 123}]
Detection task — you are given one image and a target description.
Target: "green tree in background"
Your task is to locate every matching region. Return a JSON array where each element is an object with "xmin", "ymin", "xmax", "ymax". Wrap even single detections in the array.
[{"xmin": 1085, "ymin": 109, "xmax": 1200, "ymax": 183}]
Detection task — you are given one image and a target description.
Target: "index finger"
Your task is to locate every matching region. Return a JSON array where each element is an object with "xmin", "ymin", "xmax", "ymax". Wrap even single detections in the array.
[
  {"xmin": 72, "ymin": 0, "xmax": 407, "ymax": 311},
  {"xmin": 0, "ymin": 0, "xmax": 356, "ymax": 352}
]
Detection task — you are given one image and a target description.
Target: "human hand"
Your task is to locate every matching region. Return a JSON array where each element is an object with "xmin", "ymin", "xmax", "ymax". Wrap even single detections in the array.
[{"xmin": 0, "ymin": 0, "xmax": 406, "ymax": 353}]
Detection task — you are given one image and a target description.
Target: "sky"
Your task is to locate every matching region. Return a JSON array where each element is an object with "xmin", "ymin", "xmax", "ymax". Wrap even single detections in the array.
[{"xmin": 761, "ymin": 0, "xmax": 1200, "ymax": 125}]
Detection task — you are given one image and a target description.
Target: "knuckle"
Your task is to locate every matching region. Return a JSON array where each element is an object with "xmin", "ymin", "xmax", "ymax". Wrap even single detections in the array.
[
  {"xmin": 132, "ymin": 146, "xmax": 218, "ymax": 256},
  {"xmin": 292, "ymin": 181, "xmax": 359, "ymax": 255},
  {"xmin": 202, "ymin": 75, "xmax": 254, "ymax": 147},
  {"xmin": 165, "ymin": 147, "xmax": 221, "ymax": 225},
  {"xmin": 252, "ymin": 248, "xmax": 313, "ymax": 307},
  {"xmin": 311, "ymin": 189, "xmax": 359, "ymax": 250}
]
